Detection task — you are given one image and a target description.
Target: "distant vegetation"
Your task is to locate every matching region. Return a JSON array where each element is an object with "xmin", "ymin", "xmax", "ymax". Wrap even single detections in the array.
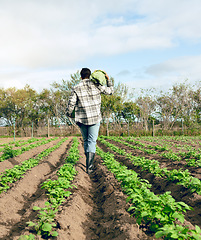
[{"xmin": 1, "ymin": 71, "xmax": 201, "ymax": 136}]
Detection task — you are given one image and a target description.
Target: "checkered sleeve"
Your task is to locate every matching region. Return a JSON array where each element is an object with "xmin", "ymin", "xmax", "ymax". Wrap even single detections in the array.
[
  {"xmin": 66, "ymin": 89, "xmax": 77, "ymax": 118},
  {"xmin": 97, "ymin": 78, "xmax": 114, "ymax": 95}
]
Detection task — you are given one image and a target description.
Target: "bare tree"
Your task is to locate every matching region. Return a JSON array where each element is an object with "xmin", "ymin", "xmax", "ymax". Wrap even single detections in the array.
[{"xmin": 135, "ymin": 89, "xmax": 156, "ymax": 131}]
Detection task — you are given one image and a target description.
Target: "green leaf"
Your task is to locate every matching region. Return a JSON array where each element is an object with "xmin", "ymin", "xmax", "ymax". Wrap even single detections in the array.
[
  {"xmin": 141, "ymin": 211, "xmax": 149, "ymax": 217},
  {"xmin": 195, "ymin": 225, "xmax": 201, "ymax": 233},
  {"xmin": 127, "ymin": 206, "xmax": 135, "ymax": 212},
  {"xmin": 45, "ymin": 201, "xmax": 50, "ymax": 206},
  {"xmin": 51, "ymin": 231, "xmax": 59, "ymax": 237},
  {"xmin": 154, "ymin": 212, "xmax": 162, "ymax": 219},
  {"xmin": 171, "ymin": 233, "xmax": 179, "ymax": 239},
  {"xmin": 27, "ymin": 221, "xmax": 35, "ymax": 227},
  {"xmin": 33, "ymin": 206, "xmax": 41, "ymax": 211},
  {"xmin": 42, "ymin": 223, "xmax": 52, "ymax": 232},
  {"xmin": 136, "ymin": 216, "xmax": 142, "ymax": 225},
  {"xmin": 172, "ymin": 212, "xmax": 184, "ymax": 223},
  {"xmin": 155, "ymin": 231, "xmax": 165, "ymax": 238}
]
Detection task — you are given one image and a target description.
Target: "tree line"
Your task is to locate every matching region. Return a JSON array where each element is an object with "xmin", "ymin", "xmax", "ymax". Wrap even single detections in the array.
[{"xmin": 1, "ymin": 71, "xmax": 201, "ymax": 135}]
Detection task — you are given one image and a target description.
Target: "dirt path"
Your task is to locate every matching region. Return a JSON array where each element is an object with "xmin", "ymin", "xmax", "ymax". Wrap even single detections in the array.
[{"xmin": 56, "ymin": 139, "xmax": 154, "ymax": 240}]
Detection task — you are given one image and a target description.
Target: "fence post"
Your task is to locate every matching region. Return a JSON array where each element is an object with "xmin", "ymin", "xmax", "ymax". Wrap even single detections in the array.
[
  {"xmin": 152, "ymin": 120, "xmax": 155, "ymax": 137},
  {"xmin": 106, "ymin": 119, "xmax": 109, "ymax": 136},
  {"xmin": 127, "ymin": 120, "xmax": 130, "ymax": 136},
  {"xmin": 31, "ymin": 122, "xmax": 33, "ymax": 138},
  {"xmin": 47, "ymin": 118, "xmax": 50, "ymax": 138},
  {"xmin": 13, "ymin": 119, "xmax": 16, "ymax": 141},
  {"xmin": 181, "ymin": 118, "xmax": 184, "ymax": 135}
]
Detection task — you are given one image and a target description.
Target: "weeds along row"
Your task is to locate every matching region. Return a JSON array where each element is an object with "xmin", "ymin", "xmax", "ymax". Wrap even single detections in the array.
[
  {"xmin": 96, "ymin": 141, "xmax": 201, "ymax": 240},
  {"xmin": 99, "ymin": 136, "xmax": 201, "ymax": 195},
  {"xmin": 0, "ymin": 138, "xmax": 67, "ymax": 194},
  {"xmin": 17, "ymin": 137, "xmax": 80, "ymax": 239},
  {"xmin": 0, "ymin": 137, "xmax": 60, "ymax": 162}
]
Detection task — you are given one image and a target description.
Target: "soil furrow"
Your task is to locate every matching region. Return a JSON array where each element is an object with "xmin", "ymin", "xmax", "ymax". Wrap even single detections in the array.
[
  {"xmin": 107, "ymin": 139, "xmax": 201, "ymax": 179},
  {"xmin": 0, "ymin": 137, "xmax": 72, "ymax": 239},
  {"xmin": 97, "ymin": 140, "xmax": 201, "ymax": 230},
  {"xmin": 2, "ymin": 136, "xmax": 199, "ymax": 239},
  {"xmin": 56, "ymin": 138, "xmax": 155, "ymax": 240},
  {"xmin": 0, "ymin": 138, "xmax": 62, "ymax": 174}
]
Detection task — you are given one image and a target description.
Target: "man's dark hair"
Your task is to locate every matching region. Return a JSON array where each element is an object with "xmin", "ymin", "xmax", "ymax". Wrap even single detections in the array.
[{"xmin": 80, "ymin": 68, "xmax": 91, "ymax": 79}]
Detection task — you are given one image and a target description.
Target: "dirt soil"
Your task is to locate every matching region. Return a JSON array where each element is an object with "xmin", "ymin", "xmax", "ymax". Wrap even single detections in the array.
[
  {"xmin": 0, "ymin": 138, "xmax": 61, "ymax": 174},
  {"xmin": 0, "ymin": 137, "xmax": 31, "ymax": 145},
  {"xmin": 0, "ymin": 137, "xmax": 156, "ymax": 240}
]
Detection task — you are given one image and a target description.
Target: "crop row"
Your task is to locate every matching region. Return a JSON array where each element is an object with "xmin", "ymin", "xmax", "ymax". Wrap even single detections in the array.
[
  {"xmin": 0, "ymin": 138, "xmax": 43, "ymax": 151},
  {"xmin": 0, "ymin": 138, "xmax": 67, "ymax": 194},
  {"xmin": 0, "ymin": 138, "xmax": 26, "ymax": 147},
  {"xmin": 108, "ymin": 135, "xmax": 201, "ymax": 168},
  {"xmin": 133, "ymin": 136, "xmax": 201, "ymax": 153},
  {"xmin": 137, "ymin": 136, "xmax": 201, "ymax": 145},
  {"xmin": 99, "ymin": 136, "xmax": 201, "ymax": 195},
  {"xmin": 122, "ymin": 137, "xmax": 201, "ymax": 167},
  {"xmin": 18, "ymin": 137, "xmax": 80, "ymax": 239},
  {"xmin": 0, "ymin": 137, "xmax": 58, "ymax": 162},
  {"xmin": 96, "ymin": 146, "xmax": 201, "ymax": 240}
]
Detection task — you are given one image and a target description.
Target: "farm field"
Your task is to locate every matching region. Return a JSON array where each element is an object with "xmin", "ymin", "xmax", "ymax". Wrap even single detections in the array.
[{"xmin": 0, "ymin": 136, "xmax": 201, "ymax": 239}]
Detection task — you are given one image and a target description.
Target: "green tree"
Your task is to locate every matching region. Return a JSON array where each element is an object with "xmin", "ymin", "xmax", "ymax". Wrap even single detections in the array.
[
  {"xmin": 101, "ymin": 81, "xmax": 129, "ymax": 135},
  {"xmin": 121, "ymin": 101, "xmax": 139, "ymax": 123},
  {"xmin": 51, "ymin": 71, "xmax": 81, "ymax": 125}
]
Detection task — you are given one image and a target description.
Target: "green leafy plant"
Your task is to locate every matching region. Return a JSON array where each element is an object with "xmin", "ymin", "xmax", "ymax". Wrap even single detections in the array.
[
  {"xmin": 155, "ymin": 224, "xmax": 201, "ymax": 240},
  {"xmin": 0, "ymin": 138, "xmax": 68, "ymax": 194},
  {"xmin": 27, "ymin": 202, "xmax": 58, "ymax": 238},
  {"xmin": 25, "ymin": 137, "xmax": 79, "ymax": 239},
  {"xmin": 96, "ymin": 145, "xmax": 201, "ymax": 240},
  {"xmin": 0, "ymin": 137, "xmax": 58, "ymax": 162},
  {"xmin": 18, "ymin": 234, "xmax": 35, "ymax": 239},
  {"xmin": 1, "ymin": 145, "xmax": 19, "ymax": 160},
  {"xmin": 100, "ymin": 136, "xmax": 201, "ymax": 195}
]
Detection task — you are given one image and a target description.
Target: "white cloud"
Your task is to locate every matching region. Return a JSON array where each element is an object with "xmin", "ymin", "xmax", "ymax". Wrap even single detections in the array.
[
  {"xmin": 146, "ymin": 55, "xmax": 201, "ymax": 79},
  {"xmin": 124, "ymin": 55, "xmax": 201, "ymax": 92},
  {"xmin": 117, "ymin": 70, "xmax": 131, "ymax": 76},
  {"xmin": 0, "ymin": 68, "xmax": 77, "ymax": 91},
  {"xmin": 1, "ymin": 0, "xmax": 201, "ymax": 68},
  {"xmin": 0, "ymin": 0, "xmax": 201, "ymax": 90}
]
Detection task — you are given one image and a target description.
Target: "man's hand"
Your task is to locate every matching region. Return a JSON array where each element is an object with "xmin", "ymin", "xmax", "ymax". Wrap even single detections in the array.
[{"xmin": 105, "ymin": 72, "xmax": 109, "ymax": 80}]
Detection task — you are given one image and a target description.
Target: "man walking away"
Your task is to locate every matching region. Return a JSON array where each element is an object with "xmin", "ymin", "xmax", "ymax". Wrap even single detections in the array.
[{"xmin": 66, "ymin": 68, "xmax": 114, "ymax": 174}]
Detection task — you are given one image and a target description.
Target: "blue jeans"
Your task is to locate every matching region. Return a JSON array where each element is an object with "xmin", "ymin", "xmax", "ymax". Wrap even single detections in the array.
[{"xmin": 77, "ymin": 122, "xmax": 100, "ymax": 153}]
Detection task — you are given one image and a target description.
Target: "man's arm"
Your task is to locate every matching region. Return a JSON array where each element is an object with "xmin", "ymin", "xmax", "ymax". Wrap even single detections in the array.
[
  {"xmin": 97, "ymin": 75, "xmax": 114, "ymax": 95},
  {"xmin": 66, "ymin": 90, "xmax": 77, "ymax": 117}
]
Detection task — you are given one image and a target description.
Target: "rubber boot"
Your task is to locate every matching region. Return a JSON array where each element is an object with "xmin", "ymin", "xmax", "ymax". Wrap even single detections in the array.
[
  {"xmin": 85, "ymin": 152, "xmax": 88, "ymax": 173},
  {"xmin": 86, "ymin": 152, "xmax": 95, "ymax": 174}
]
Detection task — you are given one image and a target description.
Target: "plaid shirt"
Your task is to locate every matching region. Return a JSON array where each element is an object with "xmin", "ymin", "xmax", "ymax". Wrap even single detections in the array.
[{"xmin": 66, "ymin": 78, "xmax": 113, "ymax": 125}]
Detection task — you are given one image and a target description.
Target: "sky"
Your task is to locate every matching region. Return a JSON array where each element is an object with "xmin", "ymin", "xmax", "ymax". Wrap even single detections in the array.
[{"xmin": 0, "ymin": 0, "xmax": 201, "ymax": 93}]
